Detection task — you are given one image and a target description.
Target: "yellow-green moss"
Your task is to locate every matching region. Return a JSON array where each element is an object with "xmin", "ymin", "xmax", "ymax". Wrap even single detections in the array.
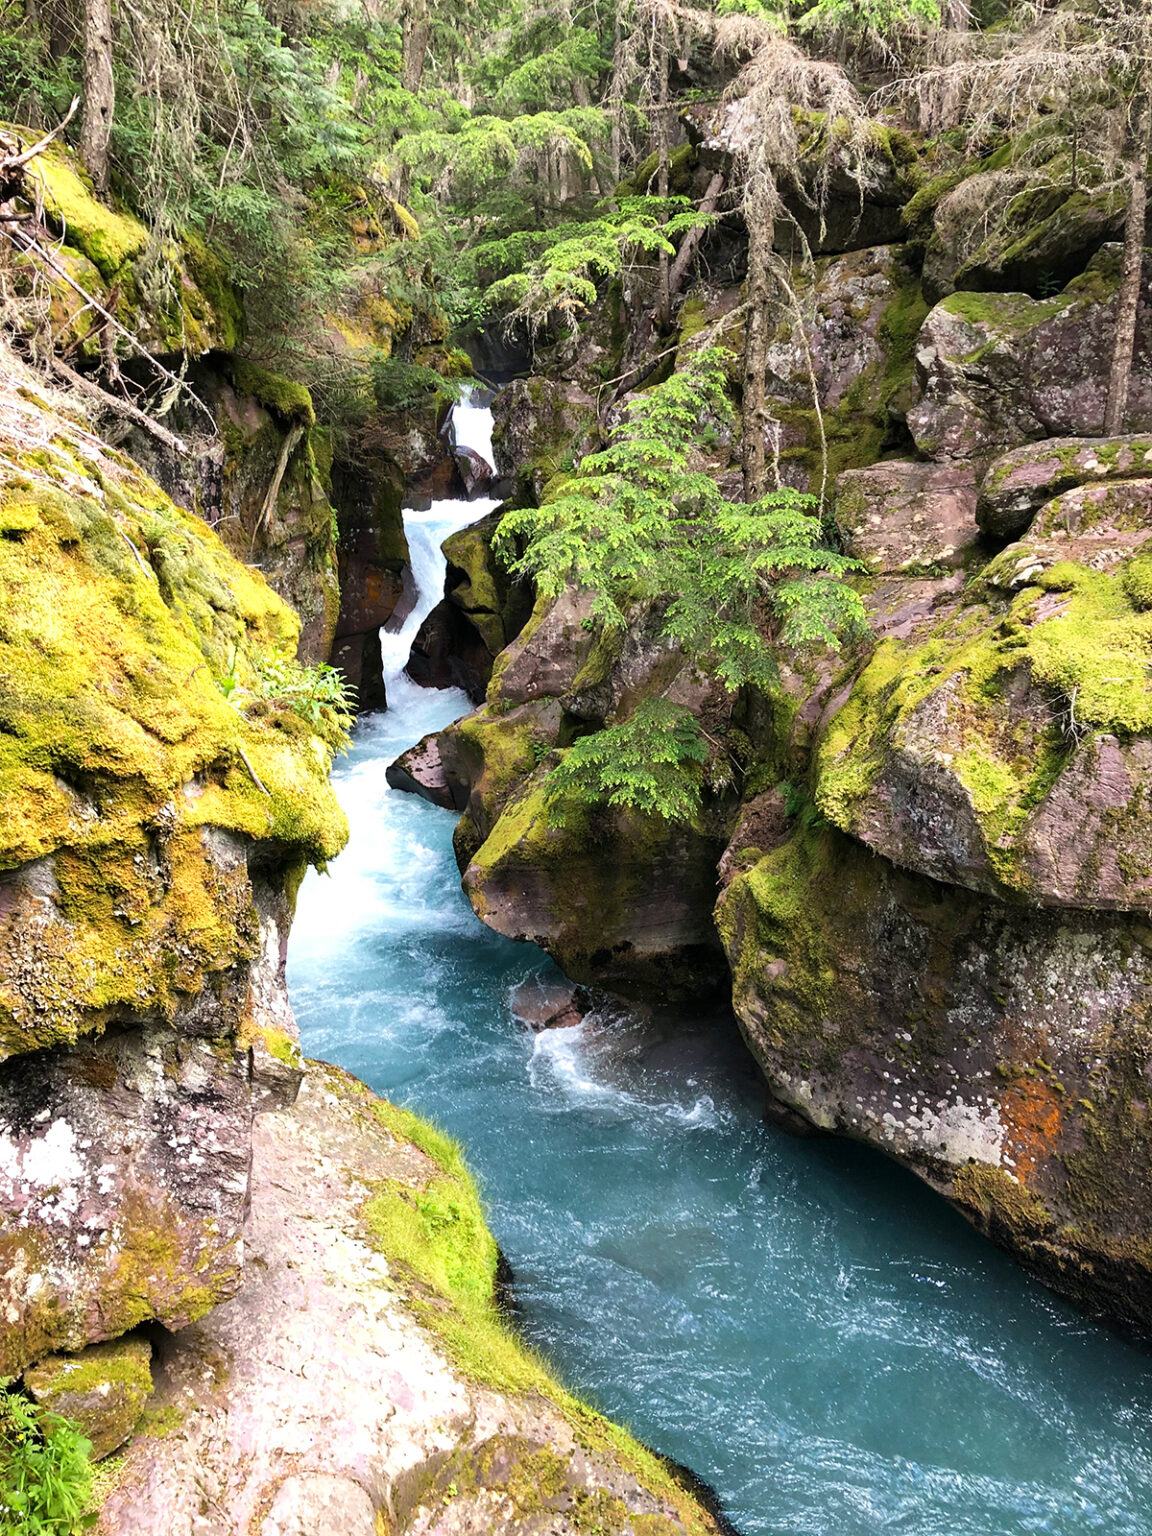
[
  {"xmin": 324, "ymin": 1069, "xmax": 719, "ymax": 1536},
  {"xmin": 25, "ymin": 141, "xmax": 148, "ymax": 278},
  {"xmin": 0, "ymin": 355, "xmax": 347, "ymax": 1056},
  {"xmin": 223, "ymin": 358, "xmax": 316, "ymax": 428},
  {"xmin": 813, "ymin": 557, "xmax": 1152, "ymax": 885}
]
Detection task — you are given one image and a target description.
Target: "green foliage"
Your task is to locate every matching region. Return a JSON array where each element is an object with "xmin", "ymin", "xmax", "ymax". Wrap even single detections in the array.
[
  {"xmin": 797, "ymin": 0, "xmax": 941, "ymax": 35},
  {"xmin": 496, "ymin": 347, "xmax": 866, "ymax": 694},
  {"xmin": 485, "ymin": 196, "xmax": 710, "ymax": 329},
  {"xmin": 0, "ymin": 1389, "xmax": 95, "ymax": 1535},
  {"xmin": 543, "ymin": 699, "xmax": 710, "ymax": 822},
  {"xmin": 370, "ymin": 357, "xmax": 458, "ymax": 415},
  {"xmin": 218, "ymin": 656, "xmax": 354, "ymax": 755}
]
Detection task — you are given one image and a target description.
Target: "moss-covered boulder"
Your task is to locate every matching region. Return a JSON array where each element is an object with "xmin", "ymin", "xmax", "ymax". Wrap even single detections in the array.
[
  {"xmin": 977, "ymin": 434, "xmax": 1152, "ymax": 542},
  {"xmin": 0, "ymin": 343, "xmax": 345, "ymax": 1376},
  {"xmin": 408, "ymin": 511, "xmax": 534, "ymax": 702},
  {"xmin": 25, "ymin": 1336, "xmax": 153, "ymax": 1461},
  {"xmin": 490, "ymin": 378, "xmax": 596, "ymax": 502},
  {"xmin": 754, "ymin": 245, "xmax": 927, "ymax": 491},
  {"xmin": 815, "ymin": 535, "xmax": 1152, "ymax": 908},
  {"xmin": 717, "ymin": 819, "xmax": 1152, "ymax": 1333},
  {"xmin": 463, "ymin": 775, "xmax": 730, "ymax": 1000},
  {"xmin": 123, "ymin": 356, "xmax": 342, "ymax": 665},
  {"xmin": 6, "ymin": 128, "xmax": 242, "ymax": 355},
  {"xmin": 908, "ymin": 253, "xmax": 1152, "ymax": 461}
]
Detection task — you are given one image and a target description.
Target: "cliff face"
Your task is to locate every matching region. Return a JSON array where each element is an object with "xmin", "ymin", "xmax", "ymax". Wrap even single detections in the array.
[
  {"xmin": 393, "ymin": 132, "xmax": 1152, "ymax": 1331},
  {"xmin": 0, "ymin": 344, "xmax": 347, "ymax": 1378}
]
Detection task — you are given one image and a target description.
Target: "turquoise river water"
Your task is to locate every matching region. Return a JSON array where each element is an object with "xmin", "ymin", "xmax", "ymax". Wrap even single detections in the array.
[{"xmin": 287, "ymin": 403, "xmax": 1152, "ymax": 1536}]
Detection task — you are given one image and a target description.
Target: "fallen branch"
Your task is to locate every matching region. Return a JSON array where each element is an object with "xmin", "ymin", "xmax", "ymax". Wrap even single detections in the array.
[
  {"xmin": 47, "ymin": 352, "xmax": 190, "ymax": 456},
  {"xmin": 237, "ymin": 745, "xmax": 271, "ymax": 796},
  {"xmin": 251, "ymin": 422, "xmax": 304, "ymax": 548},
  {"xmin": 0, "ymin": 97, "xmax": 80, "ymax": 174}
]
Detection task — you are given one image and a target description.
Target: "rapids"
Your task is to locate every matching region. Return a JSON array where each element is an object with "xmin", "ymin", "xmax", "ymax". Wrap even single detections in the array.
[{"xmin": 287, "ymin": 398, "xmax": 1152, "ymax": 1536}]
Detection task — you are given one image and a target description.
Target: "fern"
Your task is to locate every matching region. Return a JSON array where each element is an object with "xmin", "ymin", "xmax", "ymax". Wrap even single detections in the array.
[{"xmin": 498, "ymin": 347, "xmax": 866, "ymax": 823}]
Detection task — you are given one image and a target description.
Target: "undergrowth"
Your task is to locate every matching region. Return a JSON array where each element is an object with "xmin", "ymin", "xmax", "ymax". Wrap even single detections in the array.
[{"xmin": 0, "ymin": 1389, "xmax": 94, "ymax": 1535}]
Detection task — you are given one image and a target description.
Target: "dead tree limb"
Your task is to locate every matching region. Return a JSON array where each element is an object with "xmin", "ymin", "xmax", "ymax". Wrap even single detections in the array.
[{"xmin": 47, "ymin": 352, "xmax": 190, "ymax": 455}]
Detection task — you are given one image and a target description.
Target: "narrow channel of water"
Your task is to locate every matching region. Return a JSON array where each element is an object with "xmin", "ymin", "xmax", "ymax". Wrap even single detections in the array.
[{"xmin": 288, "ymin": 400, "xmax": 1152, "ymax": 1536}]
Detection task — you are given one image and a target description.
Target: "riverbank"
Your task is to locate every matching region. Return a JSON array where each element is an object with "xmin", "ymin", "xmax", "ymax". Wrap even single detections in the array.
[{"xmin": 96, "ymin": 1062, "xmax": 723, "ymax": 1536}]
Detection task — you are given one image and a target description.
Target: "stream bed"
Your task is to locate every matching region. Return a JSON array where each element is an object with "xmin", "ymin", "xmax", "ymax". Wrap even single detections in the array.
[{"xmin": 287, "ymin": 403, "xmax": 1152, "ymax": 1536}]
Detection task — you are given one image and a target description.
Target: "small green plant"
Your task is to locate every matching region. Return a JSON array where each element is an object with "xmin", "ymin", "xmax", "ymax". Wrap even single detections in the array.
[
  {"xmin": 0, "ymin": 1388, "xmax": 95, "ymax": 1535},
  {"xmin": 216, "ymin": 654, "xmax": 355, "ymax": 755},
  {"xmin": 495, "ymin": 347, "xmax": 866, "ymax": 823},
  {"xmin": 542, "ymin": 699, "xmax": 709, "ymax": 823}
]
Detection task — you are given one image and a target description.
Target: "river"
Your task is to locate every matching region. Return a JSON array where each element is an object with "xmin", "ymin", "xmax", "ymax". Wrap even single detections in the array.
[{"xmin": 287, "ymin": 398, "xmax": 1152, "ymax": 1536}]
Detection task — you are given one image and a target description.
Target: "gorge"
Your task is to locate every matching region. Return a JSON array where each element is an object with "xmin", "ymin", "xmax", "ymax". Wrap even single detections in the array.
[
  {"xmin": 289, "ymin": 401, "xmax": 1152, "ymax": 1536},
  {"xmin": 4, "ymin": 0, "xmax": 1152, "ymax": 1530}
]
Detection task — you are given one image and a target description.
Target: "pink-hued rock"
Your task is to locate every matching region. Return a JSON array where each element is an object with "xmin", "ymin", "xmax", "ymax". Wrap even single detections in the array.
[
  {"xmin": 908, "ymin": 256, "xmax": 1152, "ymax": 463},
  {"xmin": 386, "ymin": 731, "xmax": 459, "ymax": 810},
  {"xmin": 835, "ymin": 460, "xmax": 981, "ymax": 573},
  {"xmin": 977, "ymin": 436, "xmax": 1152, "ymax": 541},
  {"xmin": 96, "ymin": 1065, "xmax": 718, "ymax": 1536},
  {"xmin": 0, "ymin": 1026, "xmax": 298, "ymax": 1377},
  {"xmin": 455, "ymin": 446, "xmax": 493, "ymax": 498}
]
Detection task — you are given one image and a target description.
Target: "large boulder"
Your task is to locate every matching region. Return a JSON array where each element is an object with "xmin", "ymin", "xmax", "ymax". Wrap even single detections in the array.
[
  {"xmin": 677, "ymin": 247, "xmax": 927, "ymax": 492},
  {"xmin": 95, "ymin": 1065, "xmax": 727, "ymax": 1536},
  {"xmin": 976, "ymin": 434, "xmax": 1152, "ymax": 542},
  {"xmin": 835, "ymin": 460, "xmax": 981, "ymax": 574},
  {"xmin": 717, "ymin": 820, "xmax": 1152, "ymax": 1333},
  {"xmin": 407, "ymin": 512, "xmax": 534, "ymax": 702},
  {"xmin": 908, "ymin": 253, "xmax": 1152, "ymax": 461},
  {"xmin": 490, "ymin": 378, "xmax": 595, "ymax": 499},
  {"xmin": 815, "ymin": 532, "xmax": 1152, "ymax": 908},
  {"xmin": 0, "ymin": 345, "xmax": 344, "ymax": 1377},
  {"xmin": 463, "ymin": 775, "xmax": 731, "ymax": 1000}
]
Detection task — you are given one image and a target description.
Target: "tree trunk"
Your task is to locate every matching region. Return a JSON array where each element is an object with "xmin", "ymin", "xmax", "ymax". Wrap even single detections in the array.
[
  {"xmin": 655, "ymin": 15, "xmax": 671, "ymax": 330},
  {"xmin": 79, "ymin": 0, "xmax": 114, "ymax": 194},
  {"xmin": 397, "ymin": 0, "xmax": 430, "ymax": 206},
  {"xmin": 668, "ymin": 171, "xmax": 725, "ymax": 299},
  {"xmin": 742, "ymin": 216, "xmax": 773, "ymax": 503},
  {"xmin": 1105, "ymin": 95, "xmax": 1151, "ymax": 437}
]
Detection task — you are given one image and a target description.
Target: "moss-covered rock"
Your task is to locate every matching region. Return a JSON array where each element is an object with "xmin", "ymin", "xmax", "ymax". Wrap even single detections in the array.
[
  {"xmin": 815, "ymin": 514, "xmax": 1152, "ymax": 910},
  {"xmin": 977, "ymin": 434, "xmax": 1152, "ymax": 542},
  {"xmin": 7, "ymin": 128, "xmax": 243, "ymax": 355},
  {"xmin": 25, "ymin": 1336, "xmax": 153, "ymax": 1460},
  {"xmin": 123, "ymin": 357, "xmax": 341, "ymax": 665},
  {"xmin": 908, "ymin": 251, "xmax": 1152, "ymax": 461},
  {"xmin": 717, "ymin": 818, "xmax": 1152, "ymax": 1333},
  {"xmin": 490, "ymin": 377, "xmax": 596, "ymax": 502},
  {"xmin": 0, "ymin": 343, "xmax": 344, "ymax": 1375}
]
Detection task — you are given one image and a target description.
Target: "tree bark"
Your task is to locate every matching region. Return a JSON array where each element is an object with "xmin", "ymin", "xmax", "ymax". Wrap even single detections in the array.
[
  {"xmin": 668, "ymin": 171, "xmax": 725, "ymax": 299},
  {"xmin": 79, "ymin": 0, "xmax": 114, "ymax": 194},
  {"xmin": 655, "ymin": 15, "xmax": 671, "ymax": 330},
  {"xmin": 1105, "ymin": 95, "xmax": 1151, "ymax": 437},
  {"xmin": 742, "ymin": 216, "xmax": 773, "ymax": 503}
]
